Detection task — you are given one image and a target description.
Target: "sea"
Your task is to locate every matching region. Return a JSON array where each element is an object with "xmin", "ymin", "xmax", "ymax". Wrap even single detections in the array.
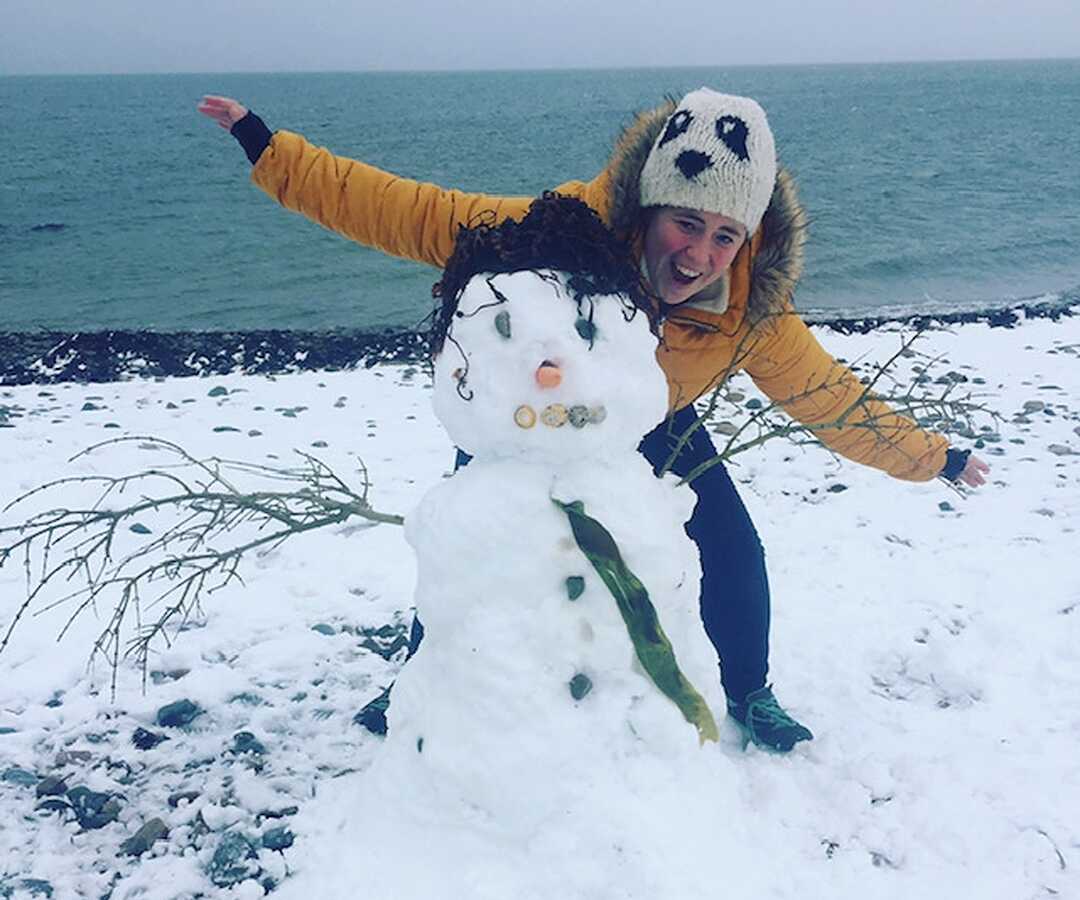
[{"xmin": 2, "ymin": 60, "xmax": 1079, "ymax": 380}]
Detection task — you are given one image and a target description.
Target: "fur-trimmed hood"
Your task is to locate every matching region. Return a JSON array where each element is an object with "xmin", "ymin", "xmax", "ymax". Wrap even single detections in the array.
[{"xmin": 605, "ymin": 99, "xmax": 807, "ymax": 326}]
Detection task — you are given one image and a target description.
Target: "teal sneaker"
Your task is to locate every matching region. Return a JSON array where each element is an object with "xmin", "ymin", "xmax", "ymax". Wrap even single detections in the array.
[{"xmin": 727, "ymin": 686, "xmax": 813, "ymax": 752}]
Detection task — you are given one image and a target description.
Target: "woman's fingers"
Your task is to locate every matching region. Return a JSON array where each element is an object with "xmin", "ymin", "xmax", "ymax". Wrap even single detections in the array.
[
  {"xmin": 960, "ymin": 455, "xmax": 990, "ymax": 487},
  {"xmin": 196, "ymin": 95, "xmax": 248, "ymax": 127}
]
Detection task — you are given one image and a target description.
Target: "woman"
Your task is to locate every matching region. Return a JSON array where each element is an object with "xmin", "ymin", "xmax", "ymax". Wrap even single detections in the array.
[{"xmin": 198, "ymin": 89, "xmax": 989, "ymax": 752}]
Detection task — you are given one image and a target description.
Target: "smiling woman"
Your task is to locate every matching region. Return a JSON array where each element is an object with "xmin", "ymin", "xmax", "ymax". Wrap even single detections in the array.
[
  {"xmin": 198, "ymin": 84, "xmax": 990, "ymax": 752},
  {"xmin": 642, "ymin": 207, "xmax": 746, "ymax": 307}
]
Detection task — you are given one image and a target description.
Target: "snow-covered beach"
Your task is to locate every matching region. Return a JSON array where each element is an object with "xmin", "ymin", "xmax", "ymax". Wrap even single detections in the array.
[{"xmin": 1, "ymin": 312, "xmax": 1078, "ymax": 899}]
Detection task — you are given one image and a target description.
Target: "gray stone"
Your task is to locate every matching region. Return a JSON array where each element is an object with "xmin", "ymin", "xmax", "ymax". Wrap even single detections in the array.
[
  {"xmin": 230, "ymin": 732, "xmax": 266, "ymax": 756},
  {"xmin": 745, "ymin": 398, "xmax": 763, "ymax": 410},
  {"xmin": 826, "ymin": 483, "xmax": 848, "ymax": 494},
  {"xmin": 208, "ymin": 386, "xmax": 229, "ymax": 397},
  {"xmin": 228, "ymin": 692, "xmax": 264, "ymax": 707},
  {"xmin": 2, "ymin": 768, "xmax": 37, "ymax": 788},
  {"xmin": 569, "ymin": 673, "xmax": 593, "ymax": 701},
  {"xmin": 35, "ymin": 775, "xmax": 67, "ymax": 798},
  {"xmin": 168, "ymin": 790, "xmax": 201, "ymax": 808},
  {"xmin": 106, "ymin": 759, "xmax": 136, "ymax": 786},
  {"xmin": 574, "ymin": 317, "xmax": 596, "ymax": 342},
  {"xmin": 938, "ymin": 501, "xmax": 955, "ymax": 512},
  {"xmin": 310, "ymin": 623, "xmax": 336, "ymax": 636},
  {"xmin": 120, "ymin": 818, "xmax": 170, "ymax": 857},
  {"xmin": 190, "ymin": 811, "xmax": 211, "ymax": 840},
  {"xmin": 262, "ymin": 826, "xmax": 295, "ymax": 851},
  {"xmin": 149, "ymin": 668, "xmax": 190, "ymax": 685},
  {"xmin": 256, "ymin": 805, "xmax": 299, "ymax": 823},
  {"xmin": 358, "ymin": 624, "xmax": 409, "ymax": 660},
  {"xmin": 712, "ymin": 421, "xmax": 738, "ymax": 436},
  {"xmin": 1022, "ymin": 400, "xmax": 1045, "ymax": 413},
  {"xmin": 129, "ymin": 522, "xmax": 152, "ymax": 535},
  {"xmin": 0, "ymin": 879, "xmax": 53, "ymax": 898},
  {"xmin": 1048, "ymin": 445, "xmax": 1076, "ymax": 457},
  {"xmin": 54, "ymin": 749, "xmax": 91, "ymax": 766},
  {"xmin": 156, "ymin": 699, "xmax": 202, "ymax": 728},
  {"xmin": 67, "ymin": 786, "xmax": 121, "ymax": 830},
  {"xmin": 34, "ymin": 798, "xmax": 71, "ymax": 816},
  {"xmin": 494, "ymin": 310, "xmax": 512, "ymax": 339},
  {"xmin": 207, "ymin": 831, "xmax": 261, "ymax": 888},
  {"xmin": 132, "ymin": 727, "xmax": 169, "ymax": 750},
  {"xmin": 565, "ymin": 576, "xmax": 585, "ymax": 601}
]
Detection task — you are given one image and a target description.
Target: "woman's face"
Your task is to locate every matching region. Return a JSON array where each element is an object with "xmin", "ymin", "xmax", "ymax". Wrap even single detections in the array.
[{"xmin": 642, "ymin": 207, "xmax": 746, "ymax": 306}]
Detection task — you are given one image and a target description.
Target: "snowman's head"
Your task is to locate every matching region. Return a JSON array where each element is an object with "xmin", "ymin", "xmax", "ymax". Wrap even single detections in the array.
[{"xmin": 430, "ymin": 195, "xmax": 668, "ymax": 463}]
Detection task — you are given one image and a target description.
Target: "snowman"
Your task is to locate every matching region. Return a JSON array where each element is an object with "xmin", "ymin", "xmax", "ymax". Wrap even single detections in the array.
[{"xmin": 278, "ymin": 201, "xmax": 741, "ymax": 900}]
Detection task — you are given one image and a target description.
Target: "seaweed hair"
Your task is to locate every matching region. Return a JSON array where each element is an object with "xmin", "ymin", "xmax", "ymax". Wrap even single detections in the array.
[{"xmin": 429, "ymin": 193, "xmax": 656, "ymax": 357}]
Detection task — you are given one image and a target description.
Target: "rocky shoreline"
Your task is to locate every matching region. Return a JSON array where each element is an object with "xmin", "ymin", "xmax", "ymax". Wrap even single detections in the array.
[{"xmin": 2, "ymin": 295, "xmax": 1076, "ymax": 387}]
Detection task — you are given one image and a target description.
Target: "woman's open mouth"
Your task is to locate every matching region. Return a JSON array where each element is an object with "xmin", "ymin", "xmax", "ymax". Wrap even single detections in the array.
[{"xmin": 670, "ymin": 261, "xmax": 702, "ymax": 286}]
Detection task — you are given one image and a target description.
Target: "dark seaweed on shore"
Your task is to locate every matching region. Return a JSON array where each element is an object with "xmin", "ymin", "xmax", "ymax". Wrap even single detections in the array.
[
  {"xmin": 0, "ymin": 297, "xmax": 1075, "ymax": 387},
  {"xmin": 0, "ymin": 329, "xmax": 428, "ymax": 387}
]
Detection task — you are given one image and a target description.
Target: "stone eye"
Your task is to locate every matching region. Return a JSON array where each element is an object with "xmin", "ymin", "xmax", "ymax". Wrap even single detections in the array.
[
  {"xmin": 659, "ymin": 109, "xmax": 693, "ymax": 147},
  {"xmin": 575, "ymin": 317, "xmax": 596, "ymax": 342}
]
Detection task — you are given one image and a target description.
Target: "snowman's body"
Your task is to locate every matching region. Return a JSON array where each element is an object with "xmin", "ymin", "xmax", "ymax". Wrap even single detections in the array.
[{"xmin": 280, "ymin": 271, "xmax": 734, "ymax": 900}]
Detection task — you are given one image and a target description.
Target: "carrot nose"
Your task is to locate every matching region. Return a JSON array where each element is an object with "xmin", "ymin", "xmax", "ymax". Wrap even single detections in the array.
[{"xmin": 535, "ymin": 360, "xmax": 562, "ymax": 389}]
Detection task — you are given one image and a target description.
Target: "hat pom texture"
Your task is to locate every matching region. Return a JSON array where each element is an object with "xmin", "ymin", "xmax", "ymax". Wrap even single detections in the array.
[{"xmin": 638, "ymin": 89, "xmax": 777, "ymax": 234}]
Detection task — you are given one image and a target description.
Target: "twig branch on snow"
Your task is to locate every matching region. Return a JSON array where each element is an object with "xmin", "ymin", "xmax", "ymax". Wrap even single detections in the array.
[{"xmin": 0, "ymin": 436, "xmax": 403, "ymax": 695}]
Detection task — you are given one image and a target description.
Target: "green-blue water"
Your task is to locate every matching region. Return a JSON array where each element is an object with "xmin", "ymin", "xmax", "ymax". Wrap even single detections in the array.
[{"xmin": 3, "ymin": 60, "xmax": 1080, "ymax": 332}]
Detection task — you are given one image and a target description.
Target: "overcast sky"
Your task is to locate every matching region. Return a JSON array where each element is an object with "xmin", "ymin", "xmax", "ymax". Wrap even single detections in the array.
[{"xmin": 4, "ymin": 0, "xmax": 1079, "ymax": 75}]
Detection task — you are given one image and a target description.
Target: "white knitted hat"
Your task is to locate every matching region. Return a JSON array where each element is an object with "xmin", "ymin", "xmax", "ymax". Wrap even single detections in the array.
[{"xmin": 639, "ymin": 88, "xmax": 777, "ymax": 234}]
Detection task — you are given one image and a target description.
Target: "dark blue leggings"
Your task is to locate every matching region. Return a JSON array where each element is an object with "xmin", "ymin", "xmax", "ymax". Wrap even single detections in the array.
[
  {"xmin": 636, "ymin": 405, "xmax": 771, "ymax": 702},
  {"xmin": 408, "ymin": 405, "xmax": 771, "ymax": 703}
]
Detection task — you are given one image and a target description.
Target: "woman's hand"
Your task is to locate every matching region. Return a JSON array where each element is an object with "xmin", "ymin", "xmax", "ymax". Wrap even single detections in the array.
[
  {"xmin": 958, "ymin": 454, "xmax": 990, "ymax": 488},
  {"xmin": 197, "ymin": 95, "xmax": 249, "ymax": 131}
]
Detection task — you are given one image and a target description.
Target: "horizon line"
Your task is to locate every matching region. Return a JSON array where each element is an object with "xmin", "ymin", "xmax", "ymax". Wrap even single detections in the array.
[{"xmin": 3, "ymin": 54, "xmax": 1079, "ymax": 78}]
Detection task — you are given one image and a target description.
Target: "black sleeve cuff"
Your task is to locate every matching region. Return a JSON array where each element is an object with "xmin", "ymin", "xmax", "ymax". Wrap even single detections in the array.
[
  {"xmin": 941, "ymin": 447, "xmax": 971, "ymax": 481},
  {"xmin": 230, "ymin": 111, "xmax": 273, "ymax": 165}
]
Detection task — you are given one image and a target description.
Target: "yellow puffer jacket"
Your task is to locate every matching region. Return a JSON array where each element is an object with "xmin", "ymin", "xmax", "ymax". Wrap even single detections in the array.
[{"xmin": 251, "ymin": 101, "xmax": 949, "ymax": 482}]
